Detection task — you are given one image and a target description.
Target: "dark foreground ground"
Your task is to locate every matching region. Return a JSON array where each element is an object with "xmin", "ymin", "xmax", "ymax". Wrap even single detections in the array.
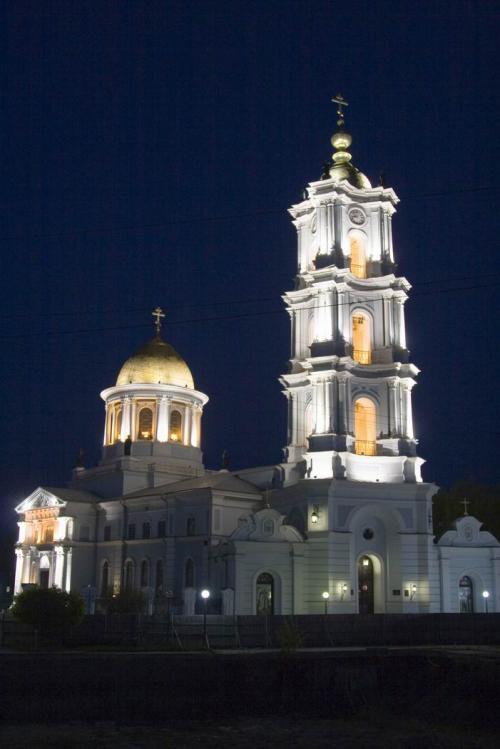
[{"xmin": 1, "ymin": 716, "xmax": 498, "ymax": 749}]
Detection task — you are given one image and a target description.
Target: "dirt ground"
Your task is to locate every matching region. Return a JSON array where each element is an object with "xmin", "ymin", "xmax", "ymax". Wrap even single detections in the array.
[{"xmin": 0, "ymin": 717, "xmax": 498, "ymax": 749}]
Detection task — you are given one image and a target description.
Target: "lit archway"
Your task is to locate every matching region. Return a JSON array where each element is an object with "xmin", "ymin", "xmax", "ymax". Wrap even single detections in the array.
[
  {"xmin": 256, "ymin": 572, "xmax": 274, "ymax": 615},
  {"xmin": 354, "ymin": 397, "xmax": 377, "ymax": 456},
  {"xmin": 137, "ymin": 407, "xmax": 153, "ymax": 440},
  {"xmin": 170, "ymin": 410, "xmax": 182, "ymax": 442},
  {"xmin": 349, "ymin": 233, "xmax": 366, "ymax": 278},
  {"xmin": 352, "ymin": 311, "xmax": 372, "ymax": 364},
  {"xmin": 459, "ymin": 575, "xmax": 474, "ymax": 613}
]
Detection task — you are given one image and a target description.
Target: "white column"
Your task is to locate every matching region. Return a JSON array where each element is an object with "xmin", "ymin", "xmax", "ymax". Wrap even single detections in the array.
[
  {"xmin": 314, "ymin": 380, "xmax": 325, "ymax": 433},
  {"xmin": 53, "ymin": 546, "xmax": 65, "ymax": 589},
  {"xmin": 316, "ymin": 291, "xmax": 332, "ymax": 341},
  {"xmin": 156, "ymin": 396, "xmax": 170, "ymax": 442},
  {"xmin": 64, "ymin": 548, "xmax": 72, "ymax": 592},
  {"xmin": 183, "ymin": 406, "xmax": 192, "ymax": 446},
  {"xmin": 388, "ymin": 380, "xmax": 398, "ymax": 436},
  {"xmin": 323, "ymin": 380, "xmax": 330, "ymax": 433},
  {"xmin": 14, "ymin": 549, "xmax": 24, "ymax": 593},
  {"xmin": 394, "ymin": 297, "xmax": 406, "ymax": 349},
  {"xmin": 103, "ymin": 405, "xmax": 108, "ymax": 446},
  {"xmin": 120, "ymin": 397, "xmax": 132, "ymax": 441},
  {"xmin": 338, "ymin": 377, "xmax": 348, "ymax": 433},
  {"xmin": 190, "ymin": 405, "xmax": 201, "ymax": 447},
  {"xmin": 403, "ymin": 383, "xmax": 414, "ymax": 439}
]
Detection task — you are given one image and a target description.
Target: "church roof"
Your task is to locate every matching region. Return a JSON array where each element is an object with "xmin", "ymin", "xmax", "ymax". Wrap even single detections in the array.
[
  {"xmin": 43, "ymin": 487, "xmax": 99, "ymax": 503},
  {"xmin": 116, "ymin": 334, "xmax": 194, "ymax": 389},
  {"xmin": 123, "ymin": 471, "xmax": 261, "ymax": 499}
]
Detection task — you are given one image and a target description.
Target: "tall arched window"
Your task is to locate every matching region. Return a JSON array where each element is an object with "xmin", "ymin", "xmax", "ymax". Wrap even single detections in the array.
[
  {"xmin": 185, "ymin": 558, "xmax": 195, "ymax": 588},
  {"xmin": 352, "ymin": 312, "xmax": 372, "ymax": 364},
  {"xmin": 459, "ymin": 575, "xmax": 474, "ymax": 613},
  {"xmin": 186, "ymin": 517, "xmax": 196, "ymax": 536},
  {"xmin": 256, "ymin": 572, "xmax": 274, "ymax": 615},
  {"xmin": 140, "ymin": 559, "xmax": 149, "ymax": 588},
  {"xmin": 350, "ymin": 233, "xmax": 366, "ymax": 278},
  {"xmin": 114, "ymin": 407, "xmax": 122, "ymax": 443},
  {"xmin": 170, "ymin": 410, "xmax": 182, "ymax": 442},
  {"xmin": 354, "ymin": 397, "xmax": 377, "ymax": 456},
  {"xmin": 155, "ymin": 560, "xmax": 164, "ymax": 592},
  {"xmin": 137, "ymin": 407, "xmax": 153, "ymax": 440},
  {"xmin": 124, "ymin": 560, "xmax": 134, "ymax": 590},
  {"xmin": 101, "ymin": 561, "xmax": 109, "ymax": 595}
]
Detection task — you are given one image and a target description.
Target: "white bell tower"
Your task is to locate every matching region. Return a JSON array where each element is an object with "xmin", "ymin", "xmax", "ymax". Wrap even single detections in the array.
[{"xmin": 280, "ymin": 96, "xmax": 423, "ymax": 483}]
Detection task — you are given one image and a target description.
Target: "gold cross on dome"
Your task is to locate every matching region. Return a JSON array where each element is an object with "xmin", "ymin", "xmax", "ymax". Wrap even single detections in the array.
[
  {"xmin": 152, "ymin": 306, "xmax": 165, "ymax": 334},
  {"xmin": 332, "ymin": 93, "xmax": 349, "ymax": 124},
  {"xmin": 461, "ymin": 497, "xmax": 470, "ymax": 516}
]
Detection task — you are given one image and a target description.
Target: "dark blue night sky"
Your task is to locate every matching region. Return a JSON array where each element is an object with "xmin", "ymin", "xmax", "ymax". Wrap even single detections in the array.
[{"xmin": 1, "ymin": 0, "xmax": 499, "ymax": 561}]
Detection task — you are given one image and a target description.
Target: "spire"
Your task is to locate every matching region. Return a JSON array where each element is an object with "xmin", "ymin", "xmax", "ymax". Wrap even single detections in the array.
[
  {"xmin": 330, "ymin": 93, "xmax": 353, "ymax": 167},
  {"xmin": 152, "ymin": 306, "xmax": 165, "ymax": 336}
]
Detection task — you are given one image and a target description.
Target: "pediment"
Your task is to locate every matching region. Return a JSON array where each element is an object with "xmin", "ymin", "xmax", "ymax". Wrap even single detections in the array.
[
  {"xmin": 15, "ymin": 487, "xmax": 66, "ymax": 514},
  {"xmin": 437, "ymin": 515, "xmax": 500, "ymax": 548},
  {"xmin": 231, "ymin": 508, "xmax": 303, "ymax": 543}
]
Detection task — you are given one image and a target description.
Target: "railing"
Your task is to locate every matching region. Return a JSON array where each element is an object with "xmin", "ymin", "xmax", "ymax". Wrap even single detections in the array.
[
  {"xmin": 353, "ymin": 349, "xmax": 371, "ymax": 365},
  {"xmin": 355, "ymin": 440, "xmax": 377, "ymax": 456}
]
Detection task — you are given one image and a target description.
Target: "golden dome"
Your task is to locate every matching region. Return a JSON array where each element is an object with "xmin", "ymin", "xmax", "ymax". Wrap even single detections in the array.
[{"xmin": 116, "ymin": 335, "xmax": 194, "ymax": 389}]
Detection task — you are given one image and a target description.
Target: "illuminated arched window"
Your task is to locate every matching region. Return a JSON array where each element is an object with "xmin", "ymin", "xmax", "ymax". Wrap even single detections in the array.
[
  {"xmin": 44, "ymin": 525, "xmax": 54, "ymax": 543},
  {"xmin": 140, "ymin": 559, "xmax": 149, "ymax": 588},
  {"xmin": 350, "ymin": 234, "xmax": 366, "ymax": 278},
  {"xmin": 114, "ymin": 407, "xmax": 122, "ymax": 443},
  {"xmin": 354, "ymin": 397, "xmax": 377, "ymax": 456},
  {"xmin": 137, "ymin": 407, "xmax": 153, "ymax": 440},
  {"xmin": 185, "ymin": 558, "xmax": 195, "ymax": 588},
  {"xmin": 170, "ymin": 410, "xmax": 182, "ymax": 442},
  {"xmin": 352, "ymin": 312, "xmax": 372, "ymax": 364}
]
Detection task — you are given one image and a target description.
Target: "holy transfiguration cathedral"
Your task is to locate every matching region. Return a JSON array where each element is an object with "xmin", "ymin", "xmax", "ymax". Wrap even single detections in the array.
[{"xmin": 13, "ymin": 98, "xmax": 500, "ymax": 616}]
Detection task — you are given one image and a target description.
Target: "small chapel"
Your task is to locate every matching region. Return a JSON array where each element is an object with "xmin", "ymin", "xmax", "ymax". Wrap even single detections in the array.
[{"xmin": 13, "ymin": 98, "xmax": 500, "ymax": 616}]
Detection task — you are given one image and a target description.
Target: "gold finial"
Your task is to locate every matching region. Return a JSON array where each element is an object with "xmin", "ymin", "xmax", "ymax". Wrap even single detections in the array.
[
  {"xmin": 332, "ymin": 93, "xmax": 349, "ymax": 128},
  {"xmin": 461, "ymin": 497, "xmax": 470, "ymax": 516},
  {"xmin": 152, "ymin": 306, "xmax": 165, "ymax": 335}
]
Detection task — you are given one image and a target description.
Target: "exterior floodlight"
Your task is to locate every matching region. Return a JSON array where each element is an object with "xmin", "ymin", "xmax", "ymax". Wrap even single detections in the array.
[
  {"xmin": 322, "ymin": 590, "xmax": 330, "ymax": 614},
  {"xmin": 201, "ymin": 589, "xmax": 210, "ymax": 599},
  {"xmin": 311, "ymin": 505, "xmax": 319, "ymax": 524},
  {"xmin": 482, "ymin": 590, "xmax": 490, "ymax": 613},
  {"xmin": 482, "ymin": 590, "xmax": 490, "ymax": 598}
]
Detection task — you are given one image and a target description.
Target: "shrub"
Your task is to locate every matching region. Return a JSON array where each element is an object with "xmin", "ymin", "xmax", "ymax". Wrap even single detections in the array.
[
  {"xmin": 276, "ymin": 618, "xmax": 302, "ymax": 653},
  {"xmin": 106, "ymin": 589, "xmax": 146, "ymax": 614},
  {"xmin": 12, "ymin": 586, "xmax": 84, "ymax": 633}
]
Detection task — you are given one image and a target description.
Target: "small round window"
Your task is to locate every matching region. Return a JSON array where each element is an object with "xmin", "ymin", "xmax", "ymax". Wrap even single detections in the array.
[{"xmin": 363, "ymin": 528, "xmax": 374, "ymax": 540}]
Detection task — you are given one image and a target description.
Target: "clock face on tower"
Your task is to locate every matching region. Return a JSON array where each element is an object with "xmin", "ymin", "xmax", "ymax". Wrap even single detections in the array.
[{"xmin": 349, "ymin": 207, "xmax": 365, "ymax": 225}]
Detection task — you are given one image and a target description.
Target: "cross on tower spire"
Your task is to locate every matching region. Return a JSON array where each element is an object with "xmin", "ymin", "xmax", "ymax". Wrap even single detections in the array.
[
  {"xmin": 152, "ymin": 306, "xmax": 165, "ymax": 335},
  {"xmin": 332, "ymin": 93, "xmax": 349, "ymax": 127},
  {"xmin": 461, "ymin": 497, "xmax": 470, "ymax": 516}
]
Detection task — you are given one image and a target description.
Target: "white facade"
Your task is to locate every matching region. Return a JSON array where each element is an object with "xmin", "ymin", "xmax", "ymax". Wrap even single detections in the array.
[{"xmin": 12, "ymin": 103, "xmax": 500, "ymax": 617}]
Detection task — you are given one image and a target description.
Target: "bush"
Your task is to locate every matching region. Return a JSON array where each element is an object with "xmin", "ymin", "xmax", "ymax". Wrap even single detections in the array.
[
  {"xmin": 106, "ymin": 589, "xmax": 146, "ymax": 614},
  {"xmin": 276, "ymin": 618, "xmax": 302, "ymax": 654},
  {"xmin": 12, "ymin": 587, "xmax": 84, "ymax": 633}
]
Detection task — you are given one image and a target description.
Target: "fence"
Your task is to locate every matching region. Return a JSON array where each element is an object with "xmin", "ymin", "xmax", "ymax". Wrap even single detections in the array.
[{"xmin": 2, "ymin": 612, "xmax": 500, "ymax": 650}]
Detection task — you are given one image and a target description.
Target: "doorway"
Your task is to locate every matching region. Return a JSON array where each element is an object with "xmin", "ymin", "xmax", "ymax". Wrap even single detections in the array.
[
  {"xmin": 39, "ymin": 569, "xmax": 50, "ymax": 589},
  {"xmin": 358, "ymin": 556, "xmax": 374, "ymax": 614}
]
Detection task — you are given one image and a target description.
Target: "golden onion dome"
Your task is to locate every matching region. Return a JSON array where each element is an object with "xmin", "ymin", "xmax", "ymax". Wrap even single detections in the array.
[
  {"xmin": 116, "ymin": 335, "xmax": 194, "ymax": 389},
  {"xmin": 328, "ymin": 96, "xmax": 371, "ymax": 190}
]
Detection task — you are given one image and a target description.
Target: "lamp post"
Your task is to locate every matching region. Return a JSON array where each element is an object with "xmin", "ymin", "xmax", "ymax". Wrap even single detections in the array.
[
  {"xmin": 322, "ymin": 591, "xmax": 330, "ymax": 615},
  {"xmin": 482, "ymin": 590, "xmax": 490, "ymax": 613},
  {"xmin": 201, "ymin": 588, "xmax": 210, "ymax": 647}
]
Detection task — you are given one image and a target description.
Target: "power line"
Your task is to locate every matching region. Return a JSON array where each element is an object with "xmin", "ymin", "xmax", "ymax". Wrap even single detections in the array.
[
  {"xmin": 2, "ymin": 271, "xmax": 500, "ymax": 322},
  {"xmin": 0, "ymin": 185, "xmax": 495, "ymax": 244},
  {"xmin": 0, "ymin": 279, "xmax": 497, "ymax": 341}
]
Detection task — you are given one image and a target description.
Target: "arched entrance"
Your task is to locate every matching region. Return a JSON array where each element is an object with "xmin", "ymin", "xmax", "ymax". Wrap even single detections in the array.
[
  {"xmin": 358, "ymin": 555, "xmax": 374, "ymax": 614},
  {"xmin": 256, "ymin": 572, "xmax": 274, "ymax": 615},
  {"xmin": 459, "ymin": 575, "xmax": 474, "ymax": 613},
  {"xmin": 39, "ymin": 555, "xmax": 50, "ymax": 589}
]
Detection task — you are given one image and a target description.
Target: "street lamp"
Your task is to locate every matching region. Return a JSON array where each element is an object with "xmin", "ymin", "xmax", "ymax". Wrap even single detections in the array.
[
  {"xmin": 482, "ymin": 590, "xmax": 490, "ymax": 613},
  {"xmin": 322, "ymin": 591, "xmax": 330, "ymax": 615},
  {"xmin": 201, "ymin": 589, "xmax": 210, "ymax": 647}
]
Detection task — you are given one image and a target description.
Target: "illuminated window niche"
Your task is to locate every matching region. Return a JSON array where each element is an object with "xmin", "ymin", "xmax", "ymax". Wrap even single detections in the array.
[
  {"xmin": 113, "ymin": 407, "xmax": 122, "ymax": 443},
  {"xmin": 137, "ymin": 404, "xmax": 154, "ymax": 440},
  {"xmin": 354, "ymin": 397, "xmax": 377, "ymax": 456},
  {"xmin": 105, "ymin": 402, "xmax": 123, "ymax": 445},
  {"xmin": 170, "ymin": 409, "xmax": 182, "ymax": 442},
  {"xmin": 349, "ymin": 232, "xmax": 367, "ymax": 278},
  {"xmin": 352, "ymin": 312, "xmax": 372, "ymax": 364}
]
